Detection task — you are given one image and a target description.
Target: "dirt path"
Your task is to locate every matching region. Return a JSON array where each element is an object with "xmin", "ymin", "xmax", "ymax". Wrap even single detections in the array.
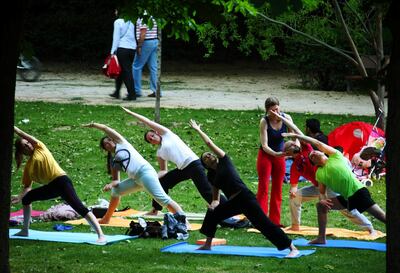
[{"xmin": 15, "ymin": 63, "xmax": 384, "ymax": 116}]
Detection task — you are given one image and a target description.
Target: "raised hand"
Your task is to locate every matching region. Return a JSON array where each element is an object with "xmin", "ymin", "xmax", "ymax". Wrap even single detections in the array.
[{"xmin": 189, "ymin": 119, "xmax": 201, "ymax": 131}]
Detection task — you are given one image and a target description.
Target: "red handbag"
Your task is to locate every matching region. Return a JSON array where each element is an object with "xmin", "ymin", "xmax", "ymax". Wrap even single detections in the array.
[{"xmin": 102, "ymin": 54, "xmax": 121, "ymax": 79}]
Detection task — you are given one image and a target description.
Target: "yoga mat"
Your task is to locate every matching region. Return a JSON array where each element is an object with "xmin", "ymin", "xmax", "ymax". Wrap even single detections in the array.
[
  {"xmin": 65, "ymin": 217, "xmax": 202, "ymax": 231},
  {"xmin": 293, "ymin": 238, "xmax": 386, "ymax": 252},
  {"xmin": 10, "ymin": 209, "xmax": 44, "ymax": 218},
  {"xmin": 126, "ymin": 211, "xmax": 206, "ymax": 221},
  {"xmin": 247, "ymin": 226, "xmax": 386, "ymax": 240},
  {"xmin": 161, "ymin": 242, "xmax": 316, "ymax": 258},
  {"xmin": 9, "ymin": 229, "xmax": 137, "ymax": 245}
]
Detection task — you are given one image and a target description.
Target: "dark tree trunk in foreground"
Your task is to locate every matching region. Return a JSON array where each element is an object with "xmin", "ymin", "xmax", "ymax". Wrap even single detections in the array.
[
  {"xmin": 0, "ymin": 1, "xmax": 27, "ymax": 272},
  {"xmin": 386, "ymin": 1, "xmax": 400, "ymax": 272}
]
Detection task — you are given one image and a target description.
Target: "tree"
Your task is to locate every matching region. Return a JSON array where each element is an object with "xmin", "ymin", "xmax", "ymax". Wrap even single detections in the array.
[
  {"xmin": 385, "ymin": 1, "xmax": 400, "ymax": 271},
  {"xmin": 197, "ymin": 0, "xmax": 390, "ymax": 129},
  {"xmin": 0, "ymin": 1, "xmax": 28, "ymax": 272},
  {"xmin": 119, "ymin": 0, "xmax": 256, "ymax": 121}
]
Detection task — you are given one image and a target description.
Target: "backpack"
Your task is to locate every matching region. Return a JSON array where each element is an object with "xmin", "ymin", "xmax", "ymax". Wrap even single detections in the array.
[{"xmin": 125, "ymin": 218, "xmax": 162, "ymax": 238}]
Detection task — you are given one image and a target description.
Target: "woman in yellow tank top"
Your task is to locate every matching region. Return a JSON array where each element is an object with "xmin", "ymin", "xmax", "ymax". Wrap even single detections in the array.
[{"xmin": 12, "ymin": 126, "xmax": 106, "ymax": 244}]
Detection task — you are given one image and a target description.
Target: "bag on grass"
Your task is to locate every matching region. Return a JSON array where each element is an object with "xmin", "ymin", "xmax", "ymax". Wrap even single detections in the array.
[
  {"xmin": 102, "ymin": 54, "xmax": 121, "ymax": 79},
  {"xmin": 125, "ymin": 218, "xmax": 162, "ymax": 238}
]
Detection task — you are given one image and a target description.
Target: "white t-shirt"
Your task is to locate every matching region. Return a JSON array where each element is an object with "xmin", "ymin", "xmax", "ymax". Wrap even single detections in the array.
[
  {"xmin": 114, "ymin": 140, "xmax": 149, "ymax": 178},
  {"xmin": 156, "ymin": 130, "xmax": 198, "ymax": 170}
]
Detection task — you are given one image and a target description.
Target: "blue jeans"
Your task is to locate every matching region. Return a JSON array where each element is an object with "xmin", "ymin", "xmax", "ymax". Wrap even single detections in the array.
[{"xmin": 132, "ymin": 39, "xmax": 159, "ymax": 96}]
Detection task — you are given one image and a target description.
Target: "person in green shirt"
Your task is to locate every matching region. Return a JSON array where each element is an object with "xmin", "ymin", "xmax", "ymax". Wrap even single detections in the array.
[{"xmin": 282, "ymin": 132, "xmax": 386, "ymax": 244}]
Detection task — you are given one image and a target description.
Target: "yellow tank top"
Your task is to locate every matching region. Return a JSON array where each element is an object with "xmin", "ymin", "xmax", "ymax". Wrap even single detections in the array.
[{"xmin": 22, "ymin": 141, "xmax": 66, "ymax": 187}]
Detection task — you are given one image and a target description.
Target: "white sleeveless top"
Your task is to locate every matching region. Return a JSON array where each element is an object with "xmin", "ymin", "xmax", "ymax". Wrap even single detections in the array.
[
  {"xmin": 114, "ymin": 139, "xmax": 149, "ymax": 178},
  {"xmin": 156, "ymin": 130, "xmax": 198, "ymax": 170}
]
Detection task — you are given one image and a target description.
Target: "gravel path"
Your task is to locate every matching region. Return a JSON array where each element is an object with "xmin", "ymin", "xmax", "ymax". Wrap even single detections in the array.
[{"xmin": 15, "ymin": 65, "xmax": 385, "ymax": 116}]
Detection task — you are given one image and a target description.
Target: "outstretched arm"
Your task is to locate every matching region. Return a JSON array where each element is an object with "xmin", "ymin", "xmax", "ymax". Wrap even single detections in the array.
[
  {"xmin": 269, "ymin": 111, "xmax": 303, "ymax": 136},
  {"xmin": 14, "ymin": 126, "xmax": 38, "ymax": 145},
  {"xmin": 82, "ymin": 122, "xmax": 124, "ymax": 144},
  {"xmin": 282, "ymin": 133, "xmax": 336, "ymax": 155},
  {"xmin": 189, "ymin": 119, "xmax": 225, "ymax": 158},
  {"xmin": 121, "ymin": 107, "xmax": 168, "ymax": 135}
]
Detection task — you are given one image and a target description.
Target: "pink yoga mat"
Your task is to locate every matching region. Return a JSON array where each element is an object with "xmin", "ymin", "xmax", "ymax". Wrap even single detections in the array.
[{"xmin": 10, "ymin": 209, "xmax": 44, "ymax": 218}]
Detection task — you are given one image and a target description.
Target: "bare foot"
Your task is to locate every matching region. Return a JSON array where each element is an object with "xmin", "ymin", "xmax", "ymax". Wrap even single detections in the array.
[
  {"xmin": 96, "ymin": 235, "xmax": 107, "ymax": 244},
  {"xmin": 308, "ymin": 237, "xmax": 326, "ymax": 244},
  {"xmin": 369, "ymin": 229, "xmax": 377, "ymax": 237},
  {"xmin": 288, "ymin": 225, "xmax": 300, "ymax": 231},
  {"xmin": 14, "ymin": 229, "xmax": 29, "ymax": 237},
  {"xmin": 98, "ymin": 218, "xmax": 110, "ymax": 224},
  {"xmin": 197, "ymin": 245, "xmax": 211, "ymax": 250},
  {"xmin": 286, "ymin": 248, "xmax": 300, "ymax": 258},
  {"xmin": 145, "ymin": 209, "xmax": 159, "ymax": 216}
]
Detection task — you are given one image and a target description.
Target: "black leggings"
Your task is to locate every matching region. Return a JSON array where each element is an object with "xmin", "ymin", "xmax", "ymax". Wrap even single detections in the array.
[
  {"xmin": 200, "ymin": 189, "xmax": 291, "ymax": 250},
  {"xmin": 152, "ymin": 159, "xmax": 227, "ymax": 210},
  {"xmin": 22, "ymin": 175, "xmax": 89, "ymax": 217}
]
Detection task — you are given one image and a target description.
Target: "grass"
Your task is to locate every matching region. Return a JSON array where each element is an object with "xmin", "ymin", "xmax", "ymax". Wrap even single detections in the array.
[{"xmin": 11, "ymin": 101, "xmax": 386, "ymax": 273}]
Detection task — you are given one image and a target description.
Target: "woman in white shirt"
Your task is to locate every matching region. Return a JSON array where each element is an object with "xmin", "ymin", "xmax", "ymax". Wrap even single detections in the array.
[
  {"xmin": 109, "ymin": 9, "xmax": 137, "ymax": 101},
  {"xmin": 83, "ymin": 122, "xmax": 185, "ymax": 224}
]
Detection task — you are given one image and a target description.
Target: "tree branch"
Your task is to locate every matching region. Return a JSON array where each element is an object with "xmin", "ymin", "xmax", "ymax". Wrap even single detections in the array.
[
  {"xmin": 256, "ymin": 11, "xmax": 359, "ymax": 67},
  {"xmin": 331, "ymin": 0, "xmax": 367, "ymax": 77}
]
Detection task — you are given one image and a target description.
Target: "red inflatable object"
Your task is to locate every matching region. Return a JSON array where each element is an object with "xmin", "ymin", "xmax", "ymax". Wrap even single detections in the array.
[{"xmin": 328, "ymin": 121, "xmax": 385, "ymax": 160}]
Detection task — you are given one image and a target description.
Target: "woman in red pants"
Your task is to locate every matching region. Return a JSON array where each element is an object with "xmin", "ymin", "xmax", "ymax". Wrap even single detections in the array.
[{"xmin": 256, "ymin": 97, "xmax": 294, "ymax": 226}]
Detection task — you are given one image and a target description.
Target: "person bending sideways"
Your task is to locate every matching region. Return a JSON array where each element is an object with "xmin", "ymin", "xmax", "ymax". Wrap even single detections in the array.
[
  {"xmin": 83, "ymin": 122, "xmax": 186, "ymax": 224},
  {"xmin": 282, "ymin": 132, "xmax": 385, "ymax": 244},
  {"xmin": 12, "ymin": 126, "xmax": 106, "ymax": 243},
  {"xmin": 269, "ymin": 111, "xmax": 375, "ymax": 234},
  {"xmin": 189, "ymin": 119, "xmax": 299, "ymax": 258},
  {"xmin": 120, "ymin": 107, "xmax": 229, "ymax": 214}
]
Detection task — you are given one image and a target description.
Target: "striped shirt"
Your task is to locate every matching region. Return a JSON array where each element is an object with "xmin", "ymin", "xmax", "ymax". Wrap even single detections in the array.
[{"xmin": 136, "ymin": 17, "xmax": 158, "ymax": 40}]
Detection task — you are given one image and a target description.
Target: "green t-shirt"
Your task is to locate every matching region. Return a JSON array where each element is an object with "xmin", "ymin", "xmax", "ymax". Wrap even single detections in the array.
[{"xmin": 316, "ymin": 150, "xmax": 363, "ymax": 199}]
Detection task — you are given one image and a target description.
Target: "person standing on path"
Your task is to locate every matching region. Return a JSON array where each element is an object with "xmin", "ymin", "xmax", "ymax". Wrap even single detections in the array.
[
  {"xmin": 256, "ymin": 97, "xmax": 294, "ymax": 226},
  {"xmin": 109, "ymin": 9, "xmax": 137, "ymax": 101},
  {"xmin": 133, "ymin": 16, "xmax": 159, "ymax": 98}
]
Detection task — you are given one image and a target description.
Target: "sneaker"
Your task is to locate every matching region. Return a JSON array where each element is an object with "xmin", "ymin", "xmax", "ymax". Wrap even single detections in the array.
[{"xmin": 109, "ymin": 92, "xmax": 120, "ymax": 99}]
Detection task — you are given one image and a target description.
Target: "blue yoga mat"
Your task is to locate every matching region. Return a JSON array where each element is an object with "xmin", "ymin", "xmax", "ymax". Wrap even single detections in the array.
[
  {"xmin": 9, "ymin": 229, "xmax": 137, "ymax": 245},
  {"xmin": 161, "ymin": 242, "xmax": 315, "ymax": 258},
  {"xmin": 293, "ymin": 238, "xmax": 386, "ymax": 252}
]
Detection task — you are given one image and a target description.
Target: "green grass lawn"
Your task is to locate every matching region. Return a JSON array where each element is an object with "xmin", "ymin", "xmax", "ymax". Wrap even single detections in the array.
[{"xmin": 10, "ymin": 101, "xmax": 386, "ymax": 273}]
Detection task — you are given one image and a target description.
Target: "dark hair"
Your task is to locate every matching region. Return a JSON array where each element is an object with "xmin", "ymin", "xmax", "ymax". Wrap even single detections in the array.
[
  {"xmin": 199, "ymin": 152, "xmax": 209, "ymax": 169},
  {"xmin": 14, "ymin": 138, "xmax": 24, "ymax": 169},
  {"xmin": 334, "ymin": 146, "xmax": 344, "ymax": 153},
  {"xmin": 99, "ymin": 136, "xmax": 112, "ymax": 174},
  {"xmin": 264, "ymin": 97, "xmax": 280, "ymax": 112},
  {"xmin": 144, "ymin": 130, "xmax": 152, "ymax": 143},
  {"xmin": 308, "ymin": 152, "xmax": 315, "ymax": 165},
  {"xmin": 306, "ymin": 118, "xmax": 322, "ymax": 134}
]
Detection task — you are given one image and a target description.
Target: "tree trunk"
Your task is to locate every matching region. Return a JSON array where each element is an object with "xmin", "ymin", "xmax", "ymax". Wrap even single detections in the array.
[
  {"xmin": 154, "ymin": 27, "xmax": 162, "ymax": 123},
  {"xmin": 0, "ymin": 1, "xmax": 27, "ymax": 272},
  {"xmin": 375, "ymin": 7, "xmax": 386, "ymax": 130},
  {"xmin": 386, "ymin": 1, "xmax": 400, "ymax": 272}
]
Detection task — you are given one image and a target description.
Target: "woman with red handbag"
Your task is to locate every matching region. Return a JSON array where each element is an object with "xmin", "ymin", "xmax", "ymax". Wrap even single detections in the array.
[{"xmin": 109, "ymin": 9, "xmax": 137, "ymax": 101}]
